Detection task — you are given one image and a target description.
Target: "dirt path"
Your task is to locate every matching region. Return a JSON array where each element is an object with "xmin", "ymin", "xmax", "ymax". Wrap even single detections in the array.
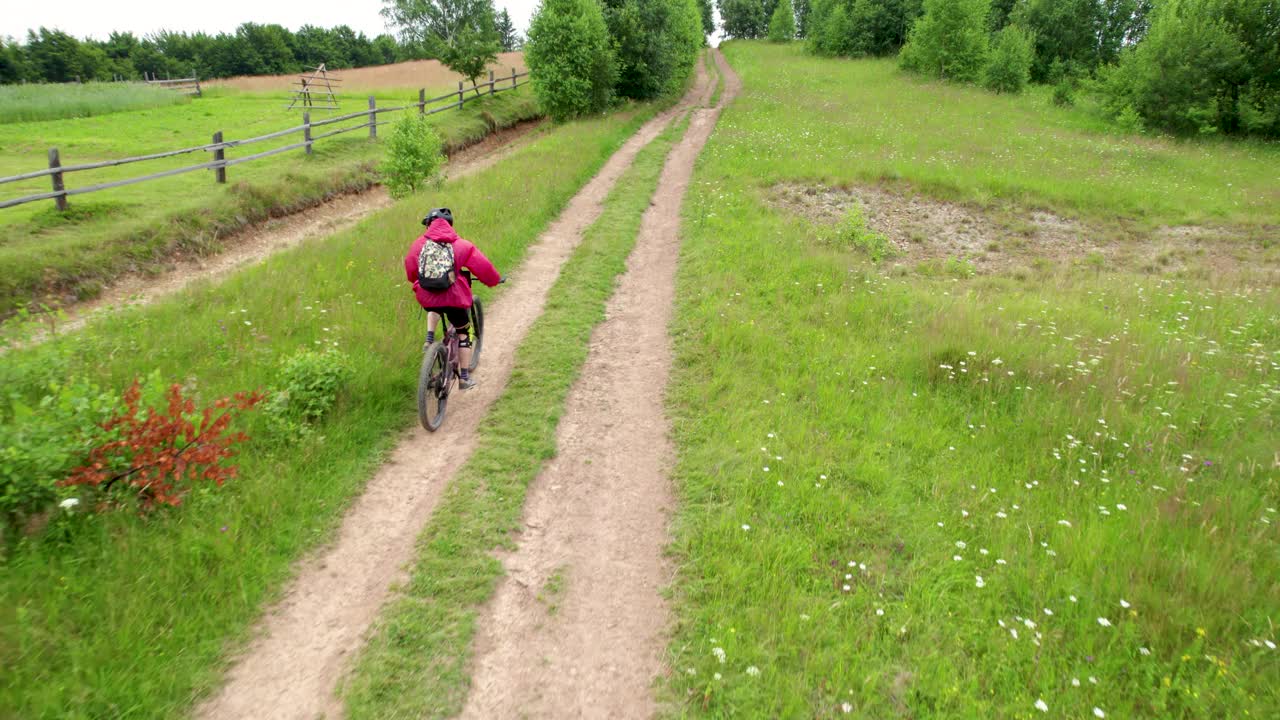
[
  {"xmin": 194, "ymin": 67, "xmax": 710, "ymax": 720},
  {"xmin": 457, "ymin": 51, "xmax": 739, "ymax": 720},
  {"xmin": 36, "ymin": 121, "xmax": 546, "ymax": 339}
]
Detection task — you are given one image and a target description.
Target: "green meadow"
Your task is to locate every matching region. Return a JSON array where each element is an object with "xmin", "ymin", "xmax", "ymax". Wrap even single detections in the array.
[{"xmin": 663, "ymin": 41, "xmax": 1278, "ymax": 718}]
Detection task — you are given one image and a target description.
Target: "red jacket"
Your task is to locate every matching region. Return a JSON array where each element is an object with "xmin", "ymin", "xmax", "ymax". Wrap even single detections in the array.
[{"xmin": 404, "ymin": 218, "xmax": 501, "ymax": 309}]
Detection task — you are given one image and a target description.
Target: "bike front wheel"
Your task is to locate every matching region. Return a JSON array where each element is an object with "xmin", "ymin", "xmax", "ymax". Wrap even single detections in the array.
[
  {"xmin": 418, "ymin": 342, "xmax": 450, "ymax": 432},
  {"xmin": 468, "ymin": 298, "xmax": 485, "ymax": 372}
]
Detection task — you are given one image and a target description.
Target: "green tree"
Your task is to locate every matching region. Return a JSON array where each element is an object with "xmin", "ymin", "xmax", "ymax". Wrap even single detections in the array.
[
  {"xmin": 26, "ymin": 28, "xmax": 85, "ymax": 82},
  {"xmin": 495, "ymin": 8, "xmax": 521, "ymax": 50},
  {"xmin": 604, "ymin": 0, "xmax": 704, "ymax": 100},
  {"xmin": 372, "ymin": 34, "xmax": 402, "ymax": 64},
  {"xmin": 294, "ymin": 25, "xmax": 345, "ymax": 68},
  {"xmin": 525, "ymin": 0, "xmax": 617, "ymax": 119},
  {"xmin": 697, "ymin": 0, "xmax": 716, "ymax": 35},
  {"xmin": 899, "ymin": 0, "xmax": 990, "ymax": 82},
  {"xmin": 720, "ymin": 0, "xmax": 777, "ymax": 39},
  {"xmin": 769, "ymin": 0, "xmax": 797, "ymax": 40},
  {"xmin": 1100, "ymin": 0, "xmax": 1276, "ymax": 137},
  {"xmin": 235, "ymin": 23, "xmax": 298, "ymax": 74},
  {"xmin": 805, "ymin": 0, "xmax": 921, "ymax": 57},
  {"xmin": 0, "ymin": 38, "xmax": 32, "ymax": 83},
  {"xmin": 982, "ymin": 24, "xmax": 1034, "ymax": 93},
  {"xmin": 383, "ymin": 0, "xmax": 501, "ymax": 85}
]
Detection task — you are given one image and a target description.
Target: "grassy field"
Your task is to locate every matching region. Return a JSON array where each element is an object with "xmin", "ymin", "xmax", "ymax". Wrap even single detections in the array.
[
  {"xmin": 341, "ymin": 111, "xmax": 690, "ymax": 719},
  {"xmin": 664, "ymin": 42, "xmax": 1279, "ymax": 718},
  {"xmin": 0, "ymin": 82, "xmax": 191, "ymax": 124},
  {"xmin": 0, "ymin": 101, "xmax": 659, "ymax": 720},
  {"xmin": 0, "ymin": 84, "xmax": 538, "ymax": 315},
  {"xmin": 728, "ymin": 46, "xmax": 1278, "ymax": 229}
]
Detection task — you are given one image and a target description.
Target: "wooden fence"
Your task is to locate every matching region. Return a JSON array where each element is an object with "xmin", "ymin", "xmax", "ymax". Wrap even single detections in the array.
[
  {"xmin": 145, "ymin": 74, "xmax": 202, "ymax": 97},
  {"xmin": 0, "ymin": 69, "xmax": 529, "ymax": 212}
]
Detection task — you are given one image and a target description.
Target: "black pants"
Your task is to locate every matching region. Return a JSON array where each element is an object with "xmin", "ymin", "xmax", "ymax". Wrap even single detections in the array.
[{"xmin": 426, "ymin": 306, "xmax": 470, "ymax": 331}]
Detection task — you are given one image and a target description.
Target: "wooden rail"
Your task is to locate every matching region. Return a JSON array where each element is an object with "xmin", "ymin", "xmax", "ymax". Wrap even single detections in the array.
[{"xmin": 0, "ymin": 69, "xmax": 530, "ymax": 212}]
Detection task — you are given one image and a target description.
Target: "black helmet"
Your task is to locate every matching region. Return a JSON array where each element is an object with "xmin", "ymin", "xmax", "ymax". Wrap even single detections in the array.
[{"xmin": 422, "ymin": 207, "xmax": 453, "ymax": 226}]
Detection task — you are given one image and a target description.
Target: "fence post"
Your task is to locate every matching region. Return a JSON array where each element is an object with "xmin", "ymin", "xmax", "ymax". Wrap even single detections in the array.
[
  {"xmin": 368, "ymin": 96, "xmax": 377, "ymax": 139},
  {"xmin": 48, "ymin": 148, "xmax": 68, "ymax": 212},
  {"xmin": 212, "ymin": 131, "xmax": 226, "ymax": 184},
  {"xmin": 457, "ymin": 81, "xmax": 464, "ymax": 109},
  {"xmin": 512, "ymin": 67, "xmax": 517, "ymax": 89},
  {"xmin": 194, "ymin": 72, "xmax": 201, "ymax": 98},
  {"xmin": 489, "ymin": 70, "xmax": 495, "ymax": 96},
  {"xmin": 303, "ymin": 111, "xmax": 312, "ymax": 155},
  {"xmin": 419, "ymin": 88, "xmax": 426, "ymax": 115}
]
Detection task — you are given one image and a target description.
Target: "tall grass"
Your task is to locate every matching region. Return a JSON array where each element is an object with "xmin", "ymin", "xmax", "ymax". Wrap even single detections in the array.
[
  {"xmin": 663, "ymin": 42, "xmax": 1280, "ymax": 718},
  {"xmin": 0, "ymin": 103, "xmax": 658, "ymax": 720},
  {"xmin": 0, "ymin": 82, "xmax": 189, "ymax": 124}
]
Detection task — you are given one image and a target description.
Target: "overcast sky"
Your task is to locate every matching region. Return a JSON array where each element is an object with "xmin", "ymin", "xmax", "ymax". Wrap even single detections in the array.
[{"xmin": 1, "ymin": 0, "xmax": 541, "ymax": 42}]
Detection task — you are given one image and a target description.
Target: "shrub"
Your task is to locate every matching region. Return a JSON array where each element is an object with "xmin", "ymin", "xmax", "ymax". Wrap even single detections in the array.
[
  {"xmin": 826, "ymin": 204, "xmax": 896, "ymax": 262},
  {"xmin": 1052, "ymin": 80, "xmax": 1075, "ymax": 107},
  {"xmin": 60, "ymin": 381, "xmax": 263, "ymax": 512},
  {"xmin": 526, "ymin": 0, "xmax": 617, "ymax": 120},
  {"xmin": 900, "ymin": 0, "xmax": 991, "ymax": 83},
  {"xmin": 264, "ymin": 348, "xmax": 354, "ymax": 430},
  {"xmin": 769, "ymin": 0, "xmax": 797, "ymax": 41},
  {"xmin": 982, "ymin": 25, "xmax": 1034, "ymax": 94},
  {"xmin": 0, "ymin": 379, "xmax": 120, "ymax": 540},
  {"xmin": 382, "ymin": 114, "xmax": 445, "ymax": 200}
]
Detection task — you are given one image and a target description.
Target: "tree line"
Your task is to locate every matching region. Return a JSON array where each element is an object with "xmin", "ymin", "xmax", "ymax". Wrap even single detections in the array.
[
  {"xmin": 721, "ymin": 0, "xmax": 1279, "ymax": 138},
  {"xmin": 0, "ymin": 10, "xmax": 524, "ymax": 85}
]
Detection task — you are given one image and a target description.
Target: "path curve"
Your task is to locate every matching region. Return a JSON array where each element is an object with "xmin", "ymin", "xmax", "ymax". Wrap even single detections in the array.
[
  {"xmin": 457, "ymin": 50, "xmax": 740, "ymax": 720},
  {"xmin": 193, "ymin": 65, "xmax": 711, "ymax": 720}
]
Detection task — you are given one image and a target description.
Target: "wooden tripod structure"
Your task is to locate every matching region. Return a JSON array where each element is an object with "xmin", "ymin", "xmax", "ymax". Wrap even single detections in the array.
[{"xmin": 287, "ymin": 64, "xmax": 340, "ymax": 110}]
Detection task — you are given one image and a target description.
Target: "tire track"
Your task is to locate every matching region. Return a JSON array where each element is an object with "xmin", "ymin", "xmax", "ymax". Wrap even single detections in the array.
[
  {"xmin": 457, "ymin": 50, "xmax": 739, "ymax": 720},
  {"xmin": 193, "ymin": 66, "xmax": 711, "ymax": 720}
]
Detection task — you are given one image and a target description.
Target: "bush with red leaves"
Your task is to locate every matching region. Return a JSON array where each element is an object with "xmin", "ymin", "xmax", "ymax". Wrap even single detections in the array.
[{"xmin": 60, "ymin": 381, "xmax": 264, "ymax": 511}]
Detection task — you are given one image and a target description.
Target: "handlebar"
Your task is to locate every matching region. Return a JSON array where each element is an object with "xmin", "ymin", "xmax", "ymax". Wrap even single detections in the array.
[{"xmin": 460, "ymin": 269, "xmax": 505, "ymax": 286}]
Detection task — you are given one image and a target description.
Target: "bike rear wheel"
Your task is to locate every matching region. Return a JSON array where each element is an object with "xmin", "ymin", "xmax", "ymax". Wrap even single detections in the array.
[
  {"xmin": 418, "ymin": 342, "xmax": 450, "ymax": 431},
  {"xmin": 468, "ymin": 298, "xmax": 484, "ymax": 372}
]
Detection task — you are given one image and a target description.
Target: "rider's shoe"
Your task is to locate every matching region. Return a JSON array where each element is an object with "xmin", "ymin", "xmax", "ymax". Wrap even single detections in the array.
[{"xmin": 458, "ymin": 376, "xmax": 478, "ymax": 390}]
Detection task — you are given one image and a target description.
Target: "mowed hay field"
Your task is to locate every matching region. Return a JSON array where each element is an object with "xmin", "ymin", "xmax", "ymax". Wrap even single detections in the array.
[
  {"xmin": 0, "ymin": 56, "xmax": 536, "ymax": 315},
  {"xmin": 665, "ymin": 42, "xmax": 1278, "ymax": 718},
  {"xmin": 211, "ymin": 52, "xmax": 528, "ymax": 93}
]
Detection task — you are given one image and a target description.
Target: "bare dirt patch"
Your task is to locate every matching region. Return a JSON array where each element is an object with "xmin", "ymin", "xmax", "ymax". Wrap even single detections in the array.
[
  {"xmin": 458, "ymin": 51, "xmax": 735, "ymax": 720},
  {"xmin": 193, "ymin": 73, "xmax": 707, "ymax": 720},
  {"xmin": 210, "ymin": 53, "xmax": 527, "ymax": 94},
  {"xmin": 769, "ymin": 182, "xmax": 1278, "ymax": 279}
]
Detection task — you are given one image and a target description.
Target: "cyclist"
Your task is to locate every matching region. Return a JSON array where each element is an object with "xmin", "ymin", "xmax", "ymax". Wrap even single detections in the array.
[{"xmin": 405, "ymin": 207, "xmax": 502, "ymax": 390}]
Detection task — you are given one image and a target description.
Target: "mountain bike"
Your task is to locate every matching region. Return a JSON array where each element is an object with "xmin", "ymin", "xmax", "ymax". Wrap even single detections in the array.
[{"xmin": 417, "ymin": 274, "xmax": 499, "ymax": 432}]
